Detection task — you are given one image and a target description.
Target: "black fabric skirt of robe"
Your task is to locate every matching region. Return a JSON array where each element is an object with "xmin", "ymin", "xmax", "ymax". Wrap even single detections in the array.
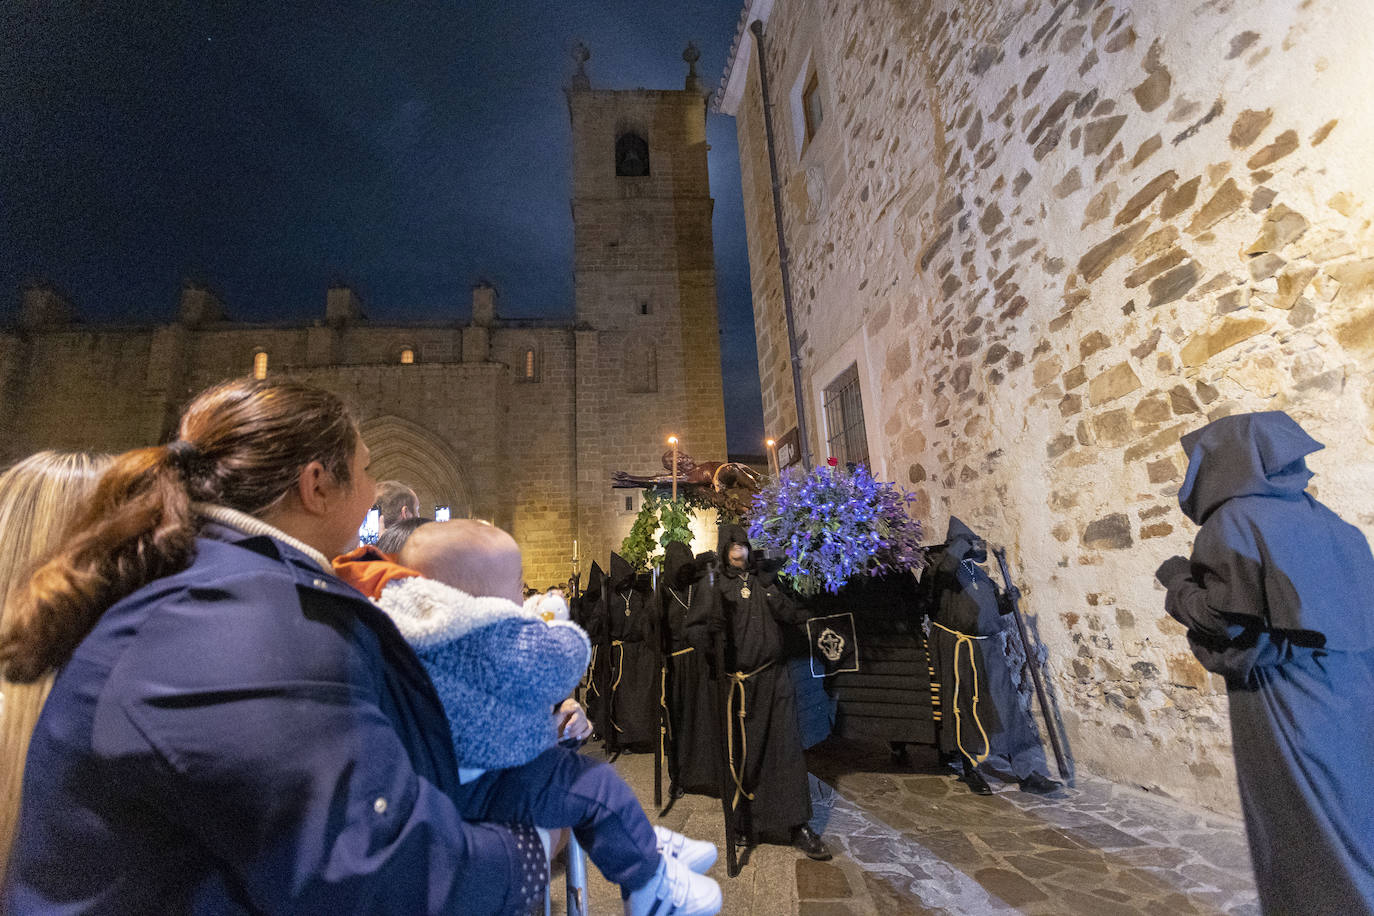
[
  {"xmin": 730, "ymin": 663, "xmax": 812, "ymax": 840},
  {"xmin": 667, "ymin": 647, "xmax": 720, "ymax": 796},
  {"xmin": 609, "ymin": 639, "xmax": 659, "ymax": 752},
  {"xmin": 928, "ymin": 623, "xmax": 1001, "ymax": 761}
]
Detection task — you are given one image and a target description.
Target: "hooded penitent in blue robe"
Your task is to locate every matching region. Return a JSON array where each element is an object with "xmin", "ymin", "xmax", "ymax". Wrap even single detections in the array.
[{"xmin": 1157, "ymin": 411, "xmax": 1374, "ymax": 915}]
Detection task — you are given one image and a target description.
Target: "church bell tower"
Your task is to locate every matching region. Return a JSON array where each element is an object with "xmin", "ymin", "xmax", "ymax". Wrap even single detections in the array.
[{"xmin": 566, "ymin": 43, "xmax": 729, "ymax": 566}]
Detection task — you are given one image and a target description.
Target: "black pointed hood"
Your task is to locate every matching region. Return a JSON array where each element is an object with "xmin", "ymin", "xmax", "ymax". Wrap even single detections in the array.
[
  {"xmin": 944, "ymin": 516, "xmax": 980, "ymax": 560},
  {"xmin": 716, "ymin": 523, "xmax": 751, "ymax": 560},
  {"xmin": 662, "ymin": 540, "xmax": 696, "ymax": 590},
  {"xmin": 584, "ymin": 560, "xmax": 605, "ymax": 601},
  {"xmin": 608, "ymin": 552, "xmax": 635, "ymax": 589},
  {"xmin": 1177, "ymin": 411, "xmax": 1322, "ymax": 525}
]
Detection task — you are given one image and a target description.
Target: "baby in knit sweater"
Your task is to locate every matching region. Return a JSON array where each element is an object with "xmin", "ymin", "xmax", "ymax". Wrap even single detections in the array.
[{"xmin": 335, "ymin": 520, "xmax": 721, "ymax": 916}]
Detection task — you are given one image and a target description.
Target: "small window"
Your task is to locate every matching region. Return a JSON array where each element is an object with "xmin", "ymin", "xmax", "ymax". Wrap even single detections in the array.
[
  {"xmin": 802, "ymin": 70, "xmax": 823, "ymax": 144},
  {"xmin": 625, "ymin": 341, "xmax": 657, "ymax": 393},
  {"xmin": 435, "ymin": 506, "xmax": 451, "ymax": 522},
  {"xmin": 253, "ymin": 350, "xmax": 268, "ymax": 380},
  {"xmin": 639, "ymin": 301, "xmax": 651, "ymax": 316},
  {"xmin": 523, "ymin": 348, "xmax": 538, "ymax": 381},
  {"xmin": 400, "ymin": 348, "xmax": 415, "ymax": 364},
  {"xmin": 823, "ymin": 363, "xmax": 869, "ymax": 468},
  {"xmin": 615, "ymin": 132, "xmax": 650, "ymax": 177}
]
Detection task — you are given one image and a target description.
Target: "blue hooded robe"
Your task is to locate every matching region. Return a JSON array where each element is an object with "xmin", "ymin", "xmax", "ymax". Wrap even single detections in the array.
[{"xmin": 1158, "ymin": 411, "xmax": 1374, "ymax": 915}]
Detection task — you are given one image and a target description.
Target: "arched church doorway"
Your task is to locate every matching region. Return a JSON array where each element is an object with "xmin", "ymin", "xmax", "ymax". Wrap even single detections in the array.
[{"xmin": 358, "ymin": 415, "xmax": 473, "ymax": 520}]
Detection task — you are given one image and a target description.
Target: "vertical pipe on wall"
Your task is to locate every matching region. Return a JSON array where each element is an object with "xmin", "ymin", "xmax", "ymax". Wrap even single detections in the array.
[{"xmin": 750, "ymin": 18, "xmax": 813, "ymax": 470}]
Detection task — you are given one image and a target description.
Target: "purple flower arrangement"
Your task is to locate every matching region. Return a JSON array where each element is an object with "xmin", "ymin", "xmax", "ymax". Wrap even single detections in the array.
[{"xmin": 747, "ymin": 463, "xmax": 926, "ymax": 596}]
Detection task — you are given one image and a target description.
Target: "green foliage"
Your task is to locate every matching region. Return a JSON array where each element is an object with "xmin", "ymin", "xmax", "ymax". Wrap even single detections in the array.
[
  {"xmin": 656, "ymin": 496, "xmax": 693, "ymax": 551},
  {"xmin": 619, "ymin": 492, "xmax": 696, "ymax": 571}
]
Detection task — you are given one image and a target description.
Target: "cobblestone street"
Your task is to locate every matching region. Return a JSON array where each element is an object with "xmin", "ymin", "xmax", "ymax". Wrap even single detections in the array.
[{"xmin": 551, "ymin": 739, "xmax": 1258, "ymax": 915}]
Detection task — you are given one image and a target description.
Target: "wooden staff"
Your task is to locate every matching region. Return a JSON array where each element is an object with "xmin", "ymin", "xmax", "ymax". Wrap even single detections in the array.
[{"xmin": 992, "ymin": 547, "xmax": 1070, "ymax": 782}]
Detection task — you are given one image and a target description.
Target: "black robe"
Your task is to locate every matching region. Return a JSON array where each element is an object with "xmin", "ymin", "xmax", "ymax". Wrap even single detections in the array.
[
  {"xmin": 919, "ymin": 518, "xmax": 1004, "ymax": 763},
  {"xmin": 577, "ymin": 561, "xmax": 609, "ymax": 734},
  {"xmin": 1158, "ymin": 411, "xmax": 1374, "ymax": 915},
  {"xmin": 659, "ymin": 542, "xmax": 720, "ymax": 796},
  {"xmin": 688, "ymin": 525, "xmax": 812, "ymax": 840},
  {"xmin": 605, "ymin": 554, "xmax": 659, "ymax": 752}
]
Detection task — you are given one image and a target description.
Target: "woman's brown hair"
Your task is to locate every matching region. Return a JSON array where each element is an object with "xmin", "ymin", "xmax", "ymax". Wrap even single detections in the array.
[
  {"xmin": 0, "ymin": 378, "xmax": 358, "ymax": 682},
  {"xmin": 0, "ymin": 451, "xmax": 111, "ymax": 884}
]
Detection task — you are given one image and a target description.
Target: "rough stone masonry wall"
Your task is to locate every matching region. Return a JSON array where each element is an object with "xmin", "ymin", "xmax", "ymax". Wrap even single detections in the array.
[{"xmin": 734, "ymin": 0, "xmax": 1374, "ymax": 813}]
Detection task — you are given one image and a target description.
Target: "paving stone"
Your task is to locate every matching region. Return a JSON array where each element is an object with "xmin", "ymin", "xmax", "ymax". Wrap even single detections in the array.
[
  {"xmin": 797, "ymin": 860, "xmax": 853, "ymax": 899},
  {"xmin": 1061, "ymin": 821, "xmax": 1148, "ymax": 849},
  {"xmin": 1036, "ymin": 848, "xmax": 1112, "ymax": 874},
  {"xmin": 1004, "ymin": 853, "xmax": 1072, "ymax": 879},
  {"xmin": 973, "ymin": 867, "xmax": 1050, "ymax": 906},
  {"xmin": 798, "ymin": 903, "xmax": 858, "ymax": 916}
]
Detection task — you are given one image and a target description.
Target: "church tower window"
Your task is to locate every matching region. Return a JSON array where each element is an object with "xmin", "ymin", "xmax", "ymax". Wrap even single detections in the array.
[
  {"xmin": 625, "ymin": 340, "xmax": 657, "ymax": 393},
  {"xmin": 520, "ymin": 347, "xmax": 539, "ymax": 382},
  {"xmin": 253, "ymin": 350, "xmax": 268, "ymax": 380},
  {"xmin": 615, "ymin": 132, "xmax": 650, "ymax": 177},
  {"xmin": 400, "ymin": 347, "xmax": 415, "ymax": 364}
]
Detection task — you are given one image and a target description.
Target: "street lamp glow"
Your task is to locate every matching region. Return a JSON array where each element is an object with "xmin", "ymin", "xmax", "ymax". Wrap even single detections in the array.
[
  {"xmin": 765, "ymin": 438, "xmax": 775, "ymax": 448},
  {"xmin": 668, "ymin": 435, "xmax": 678, "ymax": 445}
]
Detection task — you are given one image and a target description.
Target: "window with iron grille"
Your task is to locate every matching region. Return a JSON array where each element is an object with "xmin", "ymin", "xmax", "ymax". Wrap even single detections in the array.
[{"xmin": 823, "ymin": 363, "xmax": 869, "ymax": 468}]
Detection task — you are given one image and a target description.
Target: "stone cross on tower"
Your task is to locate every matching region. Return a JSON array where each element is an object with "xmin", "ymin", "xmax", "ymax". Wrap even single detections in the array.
[
  {"xmin": 569, "ymin": 41, "xmax": 591, "ymax": 91},
  {"xmin": 683, "ymin": 42, "xmax": 702, "ymax": 92}
]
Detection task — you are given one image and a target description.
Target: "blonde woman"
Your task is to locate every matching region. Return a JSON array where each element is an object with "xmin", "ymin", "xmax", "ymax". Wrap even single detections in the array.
[{"xmin": 0, "ymin": 451, "xmax": 110, "ymax": 885}]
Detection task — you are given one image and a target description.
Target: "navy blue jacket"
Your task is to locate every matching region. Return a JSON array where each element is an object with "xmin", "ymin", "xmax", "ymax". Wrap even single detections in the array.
[{"xmin": 5, "ymin": 524, "xmax": 538, "ymax": 915}]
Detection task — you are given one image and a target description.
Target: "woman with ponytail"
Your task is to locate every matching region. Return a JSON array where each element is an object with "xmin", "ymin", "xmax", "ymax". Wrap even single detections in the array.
[
  {"xmin": 0, "ymin": 379, "xmax": 550, "ymax": 915},
  {"xmin": 0, "ymin": 451, "xmax": 110, "ymax": 888}
]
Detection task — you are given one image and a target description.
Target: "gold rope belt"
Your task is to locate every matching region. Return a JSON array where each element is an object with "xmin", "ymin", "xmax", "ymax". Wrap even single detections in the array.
[
  {"xmin": 659, "ymin": 662, "xmax": 669, "ymax": 759},
  {"xmin": 661, "ymin": 649, "xmax": 693, "ymax": 758},
  {"xmin": 725, "ymin": 660, "xmax": 774, "ymax": 810},
  {"xmin": 585, "ymin": 646, "xmax": 600, "ymax": 698},
  {"xmin": 930, "ymin": 621, "xmax": 991, "ymax": 764},
  {"xmin": 609, "ymin": 641, "xmax": 626, "ymax": 733}
]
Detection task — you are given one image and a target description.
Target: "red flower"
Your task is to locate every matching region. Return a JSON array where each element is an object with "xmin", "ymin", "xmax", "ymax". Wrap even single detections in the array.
[{"xmin": 826, "ymin": 456, "xmax": 838, "ymax": 467}]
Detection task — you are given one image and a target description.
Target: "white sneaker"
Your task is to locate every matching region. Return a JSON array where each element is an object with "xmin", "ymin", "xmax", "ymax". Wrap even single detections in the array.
[
  {"xmin": 624, "ymin": 854, "xmax": 722, "ymax": 916},
  {"xmin": 653, "ymin": 825, "xmax": 718, "ymax": 874}
]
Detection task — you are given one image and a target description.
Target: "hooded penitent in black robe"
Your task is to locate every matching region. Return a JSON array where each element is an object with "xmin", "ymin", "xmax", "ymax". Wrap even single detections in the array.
[
  {"xmin": 1157, "ymin": 411, "xmax": 1374, "ymax": 915},
  {"xmin": 605, "ymin": 553, "xmax": 659, "ymax": 752},
  {"xmin": 924, "ymin": 518, "xmax": 1055, "ymax": 782},
  {"xmin": 919, "ymin": 518, "xmax": 1005, "ymax": 766},
  {"xmin": 687, "ymin": 524, "xmax": 812, "ymax": 841},
  {"xmin": 577, "ymin": 561, "xmax": 608, "ymax": 732},
  {"xmin": 659, "ymin": 541, "xmax": 720, "ymax": 796}
]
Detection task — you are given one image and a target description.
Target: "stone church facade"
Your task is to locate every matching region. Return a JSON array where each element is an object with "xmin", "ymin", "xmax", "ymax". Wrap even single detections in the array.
[
  {"xmin": 0, "ymin": 59, "xmax": 728, "ymax": 588},
  {"xmin": 718, "ymin": 0, "xmax": 1374, "ymax": 813}
]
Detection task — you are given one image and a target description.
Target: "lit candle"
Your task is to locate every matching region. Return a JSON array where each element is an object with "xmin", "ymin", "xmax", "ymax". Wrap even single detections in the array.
[{"xmin": 668, "ymin": 435, "xmax": 679, "ymax": 501}]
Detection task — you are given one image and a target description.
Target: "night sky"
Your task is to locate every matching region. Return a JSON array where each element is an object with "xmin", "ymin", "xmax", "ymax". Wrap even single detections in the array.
[{"xmin": 0, "ymin": 1, "xmax": 764, "ymax": 454}]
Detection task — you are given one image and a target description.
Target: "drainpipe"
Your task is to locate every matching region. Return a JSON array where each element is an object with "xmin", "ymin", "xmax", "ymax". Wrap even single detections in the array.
[{"xmin": 750, "ymin": 18, "xmax": 813, "ymax": 470}]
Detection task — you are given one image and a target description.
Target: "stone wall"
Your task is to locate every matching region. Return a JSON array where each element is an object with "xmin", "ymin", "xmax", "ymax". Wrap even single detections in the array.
[{"xmin": 725, "ymin": 0, "xmax": 1374, "ymax": 812}]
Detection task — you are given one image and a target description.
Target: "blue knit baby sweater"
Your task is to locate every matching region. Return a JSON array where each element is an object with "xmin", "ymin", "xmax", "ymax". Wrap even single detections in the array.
[{"xmin": 378, "ymin": 576, "xmax": 591, "ymax": 770}]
